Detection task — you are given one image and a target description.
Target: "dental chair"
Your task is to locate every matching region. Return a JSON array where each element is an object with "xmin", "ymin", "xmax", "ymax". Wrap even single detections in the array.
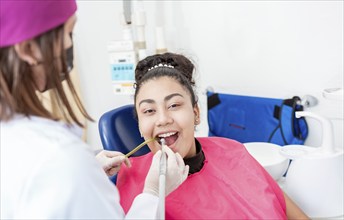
[{"xmin": 98, "ymin": 104, "xmax": 150, "ymax": 183}]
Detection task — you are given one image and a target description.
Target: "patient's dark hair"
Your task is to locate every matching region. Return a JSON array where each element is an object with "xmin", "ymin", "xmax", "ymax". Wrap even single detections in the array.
[{"xmin": 134, "ymin": 52, "xmax": 198, "ymax": 107}]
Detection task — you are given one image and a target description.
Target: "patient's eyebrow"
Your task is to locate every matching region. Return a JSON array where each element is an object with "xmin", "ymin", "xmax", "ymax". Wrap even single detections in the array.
[
  {"xmin": 138, "ymin": 99, "xmax": 155, "ymax": 107},
  {"xmin": 164, "ymin": 93, "xmax": 183, "ymax": 102},
  {"xmin": 138, "ymin": 93, "xmax": 184, "ymax": 107}
]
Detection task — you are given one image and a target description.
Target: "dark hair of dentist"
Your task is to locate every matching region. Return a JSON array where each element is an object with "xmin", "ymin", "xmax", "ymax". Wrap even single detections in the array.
[
  {"xmin": 0, "ymin": 1, "xmax": 188, "ymax": 219},
  {"xmin": 116, "ymin": 52, "xmax": 309, "ymax": 219}
]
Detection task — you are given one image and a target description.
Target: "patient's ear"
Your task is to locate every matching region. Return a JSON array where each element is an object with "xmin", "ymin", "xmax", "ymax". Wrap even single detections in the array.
[
  {"xmin": 193, "ymin": 104, "xmax": 201, "ymax": 125},
  {"xmin": 14, "ymin": 40, "xmax": 40, "ymax": 66}
]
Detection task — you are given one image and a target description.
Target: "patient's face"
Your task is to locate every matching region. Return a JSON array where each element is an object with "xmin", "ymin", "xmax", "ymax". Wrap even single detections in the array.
[{"xmin": 136, "ymin": 76, "xmax": 199, "ymax": 158}]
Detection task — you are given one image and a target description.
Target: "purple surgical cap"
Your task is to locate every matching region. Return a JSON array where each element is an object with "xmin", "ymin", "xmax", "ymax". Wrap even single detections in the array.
[{"xmin": 0, "ymin": 0, "xmax": 77, "ymax": 47}]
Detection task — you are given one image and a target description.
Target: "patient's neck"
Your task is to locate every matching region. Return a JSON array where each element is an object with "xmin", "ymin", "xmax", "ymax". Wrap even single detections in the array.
[{"xmin": 183, "ymin": 138, "xmax": 205, "ymax": 175}]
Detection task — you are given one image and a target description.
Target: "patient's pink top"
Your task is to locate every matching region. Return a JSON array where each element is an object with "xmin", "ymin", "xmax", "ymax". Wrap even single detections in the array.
[{"xmin": 117, "ymin": 137, "xmax": 286, "ymax": 219}]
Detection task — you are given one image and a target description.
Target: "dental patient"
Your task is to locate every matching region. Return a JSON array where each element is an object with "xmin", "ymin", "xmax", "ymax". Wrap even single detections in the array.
[{"xmin": 116, "ymin": 52, "xmax": 309, "ymax": 219}]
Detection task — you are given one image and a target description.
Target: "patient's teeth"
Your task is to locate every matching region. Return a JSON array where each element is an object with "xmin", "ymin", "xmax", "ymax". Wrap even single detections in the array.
[{"xmin": 158, "ymin": 132, "xmax": 176, "ymax": 138}]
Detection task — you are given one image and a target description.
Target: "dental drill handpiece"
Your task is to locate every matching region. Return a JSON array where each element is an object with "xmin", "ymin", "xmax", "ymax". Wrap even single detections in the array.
[{"xmin": 159, "ymin": 138, "xmax": 167, "ymax": 220}]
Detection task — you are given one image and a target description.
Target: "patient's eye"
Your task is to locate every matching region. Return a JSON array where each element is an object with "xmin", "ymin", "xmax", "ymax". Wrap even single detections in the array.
[
  {"xmin": 143, "ymin": 108, "xmax": 155, "ymax": 115},
  {"xmin": 168, "ymin": 103, "xmax": 181, "ymax": 110}
]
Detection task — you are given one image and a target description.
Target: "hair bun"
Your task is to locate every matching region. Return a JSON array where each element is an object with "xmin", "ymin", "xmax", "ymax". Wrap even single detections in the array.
[{"xmin": 135, "ymin": 52, "xmax": 195, "ymax": 86}]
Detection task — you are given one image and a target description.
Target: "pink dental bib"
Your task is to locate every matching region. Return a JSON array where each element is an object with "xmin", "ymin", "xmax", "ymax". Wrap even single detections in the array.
[{"xmin": 117, "ymin": 137, "xmax": 286, "ymax": 219}]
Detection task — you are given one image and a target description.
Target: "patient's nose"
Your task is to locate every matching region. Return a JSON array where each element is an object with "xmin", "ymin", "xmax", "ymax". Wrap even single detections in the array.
[{"xmin": 156, "ymin": 109, "xmax": 173, "ymax": 127}]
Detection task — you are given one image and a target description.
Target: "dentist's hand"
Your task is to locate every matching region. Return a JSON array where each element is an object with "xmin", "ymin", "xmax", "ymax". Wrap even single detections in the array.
[
  {"xmin": 96, "ymin": 150, "xmax": 131, "ymax": 176},
  {"xmin": 143, "ymin": 145, "xmax": 189, "ymax": 196}
]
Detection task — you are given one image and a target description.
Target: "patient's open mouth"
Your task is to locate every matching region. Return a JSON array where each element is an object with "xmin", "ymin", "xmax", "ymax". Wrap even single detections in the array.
[{"xmin": 157, "ymin": 132, "xmax": 178, "ymax": 146}]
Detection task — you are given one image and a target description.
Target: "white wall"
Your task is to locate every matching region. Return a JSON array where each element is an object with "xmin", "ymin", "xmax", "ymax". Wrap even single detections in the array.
[{"xmin": 74, "ymin": 1, "xmax": 343, "ymax": 150}]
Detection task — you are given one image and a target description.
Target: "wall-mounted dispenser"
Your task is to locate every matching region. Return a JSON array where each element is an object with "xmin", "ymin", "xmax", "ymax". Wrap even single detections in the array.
[{"xmin": 107, "ymin": 8, "xmax": 136, "ymax": 95}]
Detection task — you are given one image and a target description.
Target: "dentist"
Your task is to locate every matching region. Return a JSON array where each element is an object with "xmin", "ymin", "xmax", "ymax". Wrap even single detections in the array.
[{"xmin": 0, "ymin": 1, "xmax": 188, "ymax": 219}]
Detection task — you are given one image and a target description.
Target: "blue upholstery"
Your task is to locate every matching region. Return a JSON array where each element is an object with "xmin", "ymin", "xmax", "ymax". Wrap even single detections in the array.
[
  {"xmin": 207, "ymin": 92, "xmax": 308, "ymax": 146},
  {"xmin": 98, "ymin": 104, "xmax": 150, "ymax": 183}
]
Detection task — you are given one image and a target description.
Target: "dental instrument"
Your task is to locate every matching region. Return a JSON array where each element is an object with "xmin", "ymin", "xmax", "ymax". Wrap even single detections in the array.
[
  {"xmin": 124, "ymin": 137, "xmax": 166, "ymax": 219},
  {"xmin": 159, "ymin": 138, "xmax": 167, "ymax": 220},
  {"xmin": 125, "ymin": 138, "xmax": 156, "ymax": 158}
]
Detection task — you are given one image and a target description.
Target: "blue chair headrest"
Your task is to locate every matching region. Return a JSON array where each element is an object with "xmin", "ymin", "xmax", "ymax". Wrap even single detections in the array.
[{"xmin": 98, "ymin": 104, "xmax": 150, "ymax": 156}]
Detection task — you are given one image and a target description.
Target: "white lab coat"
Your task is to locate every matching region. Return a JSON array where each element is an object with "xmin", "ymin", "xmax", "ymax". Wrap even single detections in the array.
[{"xmin": 0, "ymin": 115, "xmax": 158, "ymax": 219}]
